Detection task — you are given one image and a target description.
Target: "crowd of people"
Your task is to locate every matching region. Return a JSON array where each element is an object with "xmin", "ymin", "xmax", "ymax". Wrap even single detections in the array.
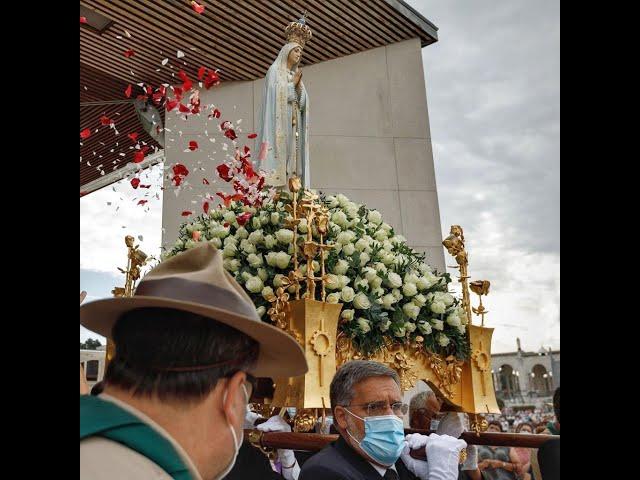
[{"xmin": 80, "ymin": 243, "xmax": 559, "ymax": 480}]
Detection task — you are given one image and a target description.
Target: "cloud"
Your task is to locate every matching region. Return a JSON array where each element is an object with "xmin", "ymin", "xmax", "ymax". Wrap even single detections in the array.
[{"xmin": 408, "ymin": 0, "xmax": 560, "ymax": 351}]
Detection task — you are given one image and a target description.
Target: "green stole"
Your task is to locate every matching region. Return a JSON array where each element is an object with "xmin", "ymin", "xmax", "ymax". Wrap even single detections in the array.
[{"xmin": 80, "ymin": 395, "xmax": 193, "ymax": 480}]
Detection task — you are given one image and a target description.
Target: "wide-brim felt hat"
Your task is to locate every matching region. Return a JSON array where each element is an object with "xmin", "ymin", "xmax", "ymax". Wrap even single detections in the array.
[{"xmin": 80, "ymin": 242, "xmax": 308, "ymax": 378}]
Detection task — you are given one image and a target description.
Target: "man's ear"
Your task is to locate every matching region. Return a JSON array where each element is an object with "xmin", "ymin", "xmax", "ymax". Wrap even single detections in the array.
[
  {"xmin": 334, "ymin": 405, "xmax": 348, "ymax": 431},
  {"xmin": 222, "ymin": 371, "xmax": 247, "ymax": 426}
]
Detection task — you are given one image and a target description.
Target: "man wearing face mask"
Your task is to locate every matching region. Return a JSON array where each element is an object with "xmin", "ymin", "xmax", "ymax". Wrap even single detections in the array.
[
  {"xmin": 80, "ymin": 243, "xmax": 308, "ymax": 479},
  {"xmin": 300, "ymin": 360, "xmax": 466, "ymax": 480}
]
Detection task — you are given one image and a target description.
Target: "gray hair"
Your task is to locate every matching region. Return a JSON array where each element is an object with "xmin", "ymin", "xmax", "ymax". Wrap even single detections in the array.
[
  {"xmin": 409, "ymin": 389, "xmax": 436, "ymax": 419},
  {"xmin": 330, "ymin": 360, "xmax": 400, "ymax": 412}
]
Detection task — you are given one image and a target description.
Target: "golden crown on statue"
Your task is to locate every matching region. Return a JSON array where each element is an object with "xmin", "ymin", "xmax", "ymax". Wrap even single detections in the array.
[{"xmin": 285, "ymin": 13, "xmax": 312, "ymax": 49}]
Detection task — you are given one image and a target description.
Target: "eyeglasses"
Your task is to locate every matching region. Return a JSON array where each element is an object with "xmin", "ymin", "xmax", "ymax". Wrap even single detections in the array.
[{"xmin": 347, "ymin": 401, "xmax": 409, "ymax": 417}]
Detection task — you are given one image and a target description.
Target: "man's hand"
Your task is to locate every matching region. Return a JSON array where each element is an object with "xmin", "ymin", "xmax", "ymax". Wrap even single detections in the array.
[
  {"xmin": 425, "ymin": 433, "xmax": 467, "ymax": 480},
  {"xmin": 293, "ymin": 68, "xmax": 302, "ymax": 86},
  {"xmin": 256, "ymin": 416, "xmax": 299, "ymax": 479},
  {"xmin": 401, "ymin": 434, "xmax": 429, "ymax": 479}
]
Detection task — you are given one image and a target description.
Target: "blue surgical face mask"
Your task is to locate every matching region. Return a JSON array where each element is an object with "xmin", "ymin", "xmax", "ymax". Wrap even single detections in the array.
[{"xmin": 344, "ymin": 408, "xmax": 406, "ymax": 467}]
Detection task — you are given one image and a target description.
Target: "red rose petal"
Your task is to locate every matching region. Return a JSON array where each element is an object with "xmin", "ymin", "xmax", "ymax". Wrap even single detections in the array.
[
  {"xmin": 248, "ymin": 133, "xmax": 257, "ymax": 139},
  {"xmin": 198, "ymin": 66, "xmax": 206, "ymax": 80},
  {"xmin": 137, "ymin": 200, "xmax": 148, "ymax": 206},
  {"xmin": 100, "ymin": 115, "xmax": 112, "ymax": 126},
  {"xmin": 128, "ymin": 132, "xmax": 139, "ymax": 142},
  {"xmin": 133, "ymin": 147, "xmax": 149, "ymax": 164},
  {"xmin": 80, "ymin": 128, "xmax": 91, "ymax": 139},
  {"xmin": 188, "ymin": 140, "xmax": 198, "ymax": 151},
  {"xmin": 166, "ymin": 99, "xmax": 179, "ymax": 111},
  {"xmin": 130, "ymin": 178, "xmax": 141, "ymax": 189},
  {"xmin": 125, "ymin": 84, "xmax": 132, "ymax": 98},
  {"xmin": 203, "ymin": 201, "xmax": 210, "ymax": 214},
  {"xmin": 191, "ymin": 1, "xmax": 205, "ymax": 14},
  {"xmin": 216, "ymin": 164, "xmax": 232, "ymax": 182},
  {"xmin": 237, "ymin": 212, "xmax": 253, "ymax": 226},
  {"xmin": 80, "ymin": 16, "xmax": 87, "ymax": 24},
  {"xmin": 140, "ymin": 184, "xmax": 151, "ymax": 189},
  {"xmin": 178, "ymin": 103, "xmax": 190, "ymax": 113},
  {"xmin": 212, "ymin": 108, "xmax": 221, "ymax": 118},
  {"xmin": 181, "ymin": 210, "xmax": 193, "ymax": 217},
  {"xmin": 204, "ymin": 70, "xmax": 220, "ymax": 89},
  {"xmin": 172, "ymin": 163, "xmax": 190, "ymax": 177},
  {"xmin": 224, "ymin": 129, "xmax": 237, "ymax": 141},
  {"xmin": 202, "ymin": 178, "xmax": 210, "ymax": 185},
  {"xmin": 124, "ymin": 49, "xmax": 135, "ymax": 58}
]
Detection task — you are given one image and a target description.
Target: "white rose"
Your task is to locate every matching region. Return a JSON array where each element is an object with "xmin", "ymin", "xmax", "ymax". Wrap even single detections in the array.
[
  {"xmin": 326, "ymin": 195, "xmax": 339, "ymax": 208},
  {"xmin": 431, "ymin": 319, "xmax": 444, "ymax": 331},
  {"xmin": 297, "ymin": 217, "xmax": 308, "ymax": 233},
  {"xmin": 241, "ymin": 240, "xmax": 257, "ymax": 254},
  {"xmin": 405, "ymin": 322, "xmax": 417, "ymax": 333},
  {"xmin": 332, "ymin": 259, "xmax": 349, "ymax": 275},
  {"xmin": 374, "ymin": 230, "xmax": 388, "ymax": 242},
  {"xmin": 222, "ymin": 244, "xmax": 237, "ymax": 258},
  {"xmin": 417, "ymin": 321, "xmax": 432, "ymax": 335},
  {"xmin": 353, "ymin": 293, "xmax": 371, "ymax": 310},
  {"xmin": 393, "ymin": 325, "xmax": 406, "ymax": 337},
  {"xmin": 357, "ymin": 318, "xmax": 371, "ymax": 333},
  {"xmin": 380, "ymin": 223, "xmax": 393, "ymax": 233},
  {"xmin": 457, "ymin": 324, "xmax": 466, "ymax": 334},
  {"xmin": 248, "ymin": 229, "xmax": 264, "ymax": 245},
  {"xmin": 337, "ymin": 231, "xmax": 356, "ymax": 245},
  {"xmin": 264, "ymin": 235, "xmax": 277, "ymax": 249},
  {"xmin": 325, "ymin": 274, "xmax": 341, "ymax": 290},
  {"xmin": 276, "ymin": 251, "xmax": 291, "ymax": 269},
  {"xmin": 381, "ymin": 252, "xmax": 395, "ymax": 265},
  {"xmin": 312, "ymin": 261, "xmax": 320, "ymax": 272},
  {"xmin": 363, "ymin": 267, "xmax": 378, "ymax": 282},
  {"xmin": 184, "ymin": 239, "xmax": 196, "ymax": 249},
  {"xmin": 380, "ymin": 294, "xmax": 396, "ymax": 309},
  {"xmin": 359, "ymin": 252, "xmax": 371, "ymax": 267},
  {"xmin": 371, "ymin": 287, "xmax": 385, "ymax": 298},
  {"xmin": 339, "ymin": 275, "xmax": 351, "ymax": 289},
  {"xmin": 210, "ymin": 237, "xmax": 222, "ymax": 248},
  {"xmin": 369, "ymin": 276, "xmax": 383, "ymax": 289},
  {"xmin": 271, "ymin": 212, "xmax": 280, "ymax": 225},
  {"xmin": 416, "ymin": 276, "xmax": 434, "ymax": 291},
  {"xmin": 385, "ymin": 272, "xmax": 403, "ymax": 288},
  {"xmin": 241, "ymin": 271, "xmax": 252, "ymax": 281},
  {"xmin": 403, "ymin": 302, "xmax": 420, "ymax": 320},
  {"xmin": 375, "ymin": 263, "xmax": 388, "ymax": 274},
  {"xmin": 256, "ymin": 306, "xmax": 266, "ymax": 318},
  {"xmin": 379, "ymin": 319, "xmax": 391, "ymax": 332},
  {"xmin": 413, "ymin": 294, "xmax": 427, "ymax": 307},
  {"xmin": 390, "ymin": 234, "xmax": 407, "ymax": 245},
  {"xmin": 223, "ymin": 235, "xmax": 237, "ymax": 246},
  {"xmin": 186, "ymin": 222, "xmax": 203, "ymax": 233},
  {"xmin": 402, "ymin": 282, "xmax": 418, "ymax": 297},
  {"xmin": 354, "ymin": 277, "xmax": 369, "ymax": 291},
  {"xmin": 247, "ymin": 253, "xmax": 263, "ymax": 268},
  {"xmin": 333, "ymin": 242, "xmax": 343, "ymax": 254},
  {"xmin": 273, "ymin": 274, "xmax": 287, "ymax": 287},
  {"xmin": 441, "ymin": 293, "xmax": 455, "ymax": 306},
  {"xmin": 345, "ymin": 204, "xmax": 359, "ymax": 219},
  {"xmin": 341, "ymin": 309, "xmax": 355, "ymax": 321},
  {"xmin": 341, "ymin": 287, "xmax": 356, "ymax": 303},
  {"xmin": 236, "ymin": 227, "xmax": 249, "ymax": 239},
  {"xmin": 431, "ymin": 301, "xmax": 446, "ymax": 314},
  {"xmin": 262, "ymin": 286, "xmax": 274, "ymax": 300},
  {"xmin": 223, "ymin": 258, "xmax": 241, "ymax": 272},
  {"xmin": 265, "ymin": 252, "xmax": 279, "ymax": 267},
  {"xmin": 223, "ymin": 211, "xmax": 236, "ymax": 225},
  {"xmin": 391, "ymin": 289, "xmax": 403, "ymax": 302},
  {"xmin": 331, "ymin": 211, "xmax": 349, "ymax": 228},
  {"xmin": 382, "ymin": 240, "xmax": 394, "ymax": 252},
  {"xmin": 457, "ymin": 307, "xmax": 469, "ymax": 325},
  {"xmin": 251, "ymin": 217, "xmax": 261, "ymax": 229},
  {"xmin": 367, "ymin": 210, "xmax": 382, "ymax": 225},
  {"xmin": 245, "ymin": 276, "xmax": 264, "ymax": 293},
  {"xmin": 275, "ymin": 229, "xmax": 294, "ymax": 244},
  {"xmin": 437, "ymin": 334, "xmax": 450, "ymax": 347},
  {"xmin": 257, "ymin": 268, "xmax": 268, "ymax": 281},
  {"xmin": 355, "ymin": 238, "xmax": 370, "ymax": 252},
  {"xmin": 404, "ymin": 272, "xmax": 420, "ymax": 285},
  {"xmin": 173, "ymin": 239, "xmax": 184, "ymax": 249},
  {"xmin": 336, "ymin": 193, "xmax": 349, "ymax": 206},
  {"xmin": 446, "ymin": 313, "xmax": 461, "ymax": 327},
  {"xmin": 342, "ymin": 243, "xmax": 356, "ymax": 256},
  {"xmin": 326, "ymin": 293, "xmax": 341, "ymax": 304}
]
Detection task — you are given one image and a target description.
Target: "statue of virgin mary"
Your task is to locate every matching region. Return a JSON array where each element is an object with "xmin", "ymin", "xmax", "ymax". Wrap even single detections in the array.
[{"xmin": 256, "ymin": 16, "xmax": 312, "ymax": 189}]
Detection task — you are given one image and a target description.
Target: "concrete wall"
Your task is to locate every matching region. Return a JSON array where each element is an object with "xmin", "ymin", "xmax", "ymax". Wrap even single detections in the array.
[{"xmin": 162, "ymin": 38, "xmax": 446, "ymax": 273}]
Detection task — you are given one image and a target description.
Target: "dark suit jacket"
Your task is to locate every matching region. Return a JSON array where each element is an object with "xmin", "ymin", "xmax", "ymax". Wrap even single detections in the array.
[
  {"xmin": 225, "ymin": 440, "xmax": 283, "ymax": 479},
  {"xmin": 299, "ymin": 435, "xmax": 417, "ymax": 480},
  {"xmin": 537, "ymin": 438, "xmax": 560, "ymax": 480}
]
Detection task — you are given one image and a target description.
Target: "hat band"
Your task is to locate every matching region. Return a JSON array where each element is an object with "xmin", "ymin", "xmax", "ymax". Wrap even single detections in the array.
[{"xmin": 134, "ymin": 277, "xmax": 259, "ymax": 321}]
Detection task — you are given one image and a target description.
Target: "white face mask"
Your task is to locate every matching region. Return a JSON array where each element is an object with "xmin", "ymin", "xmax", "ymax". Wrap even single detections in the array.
[{"xmin": 216, "ymin": 383, "xmax": 249, "ymax": 479}]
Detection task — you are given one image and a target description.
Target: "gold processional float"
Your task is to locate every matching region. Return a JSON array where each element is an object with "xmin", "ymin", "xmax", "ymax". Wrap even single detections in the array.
[{"xmin": 105, "ymin": 181, "xmax": 500, "ymax": 439}]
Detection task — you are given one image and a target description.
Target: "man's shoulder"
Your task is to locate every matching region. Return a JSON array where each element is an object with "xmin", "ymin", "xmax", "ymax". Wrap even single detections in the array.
[
  {"xmin": 81, "ymin": 436, "xmax": 172, "ymax": 480},
  {"xmin": 299, "ymin": 443, "xmax": 349, "ymax": 479}
]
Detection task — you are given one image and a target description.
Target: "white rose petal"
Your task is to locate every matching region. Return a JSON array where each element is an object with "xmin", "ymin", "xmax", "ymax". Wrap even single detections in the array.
[
  {"xmin": 326, "ymin": 293, "xmax": 341, "ymax": 304},
  {"xmin": 357, "ymin": 317, "xmax": 371, "ymax": 333},
  {"xmin": 403, "ymin": 302, "xmax": 420, "ymax": 320},
  {"xmin": 276, "ymin": 251, "xmax": 291, "ymax": 269},
  {"xmin": 431, "ymin": 301, "xmax": 446, "ymax": 315},
  {"xmin": 402, "ymin": 282, "xmax": 418, "ymax": 297},
  {"xmin": 341, "ymin": 287, "xmax": 356, "ymax": 303},
  {"xmin": 276, "ymin": 229, "xmax": 294, "ymax": 244},
  {"xmin": 367, "ymin": 210, "xmax": 383, "ymax": 225},
  {"xmin": 332, "ymin": 259, "xmax": 349, "ymax": 275},
  {"xmin": 341, "ymin": 309, "xmax": 355, "ymax": 321},
  {"xmin": 245, "ymin": 276, "xmax": 264, "ymax": 293},
  {"xmin": 353, "ymin": 293, "xmax": 371, "ymax": 310},
  {"xmin": 247, "ymin": 253, "xmax": 264, "ymax": 268},
  {"xmin": 256, "ymin": 306, "xmax": 266, "ymax": 318},
  {"xmin": 431, "ymin": 319, "xmax": 444, "ymax": 331},
  {"xmin": 437, "ymin": 334, "xmax": 450, "ymax": 347},
  {"xmin": 262, "ymin": 286, "xmax": 274, "ymax": 300},
  {"xmin": 343, "ymin": 243, "xmax": 356, "ymax": 256}
]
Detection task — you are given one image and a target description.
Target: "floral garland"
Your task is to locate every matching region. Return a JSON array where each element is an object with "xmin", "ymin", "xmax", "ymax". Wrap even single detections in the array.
[{"xmin": 166, "ymin": 190, "xmax": 470, "ymax": 360}]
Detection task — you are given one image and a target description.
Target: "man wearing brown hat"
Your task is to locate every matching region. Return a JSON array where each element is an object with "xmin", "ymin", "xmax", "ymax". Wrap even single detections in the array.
[{"xmin": 80, "ymin": 243, "xmax": 308, "ymax": 479}]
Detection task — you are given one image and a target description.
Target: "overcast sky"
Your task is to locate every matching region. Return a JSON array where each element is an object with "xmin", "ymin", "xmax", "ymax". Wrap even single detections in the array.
[{"xmin": 81, "ymin": 1, "xmax": 559, "ymax": 354}]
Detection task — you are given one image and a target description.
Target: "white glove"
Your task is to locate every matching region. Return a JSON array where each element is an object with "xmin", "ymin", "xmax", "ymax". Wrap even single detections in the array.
[
  {"xmin": 257, "ymin": 416, "xmax": 299, "ymax": 480},
  {"xmin": 243, "ymin": 410, "xmax": 262, "ymax": 429},
  {"xmin": 436, "ymin": 412, "xmax": 465, "ymax": 439},
  {"xmin": 461, "ymin": 445, "xmax": 478, "ymax": 471},
  {"xmin": 425, "ymin": 433, "xmax": 467, "ymax": 480},
  {"xmin": 400, "ymin": 434, "xmax": 430, "ymax": 479}
]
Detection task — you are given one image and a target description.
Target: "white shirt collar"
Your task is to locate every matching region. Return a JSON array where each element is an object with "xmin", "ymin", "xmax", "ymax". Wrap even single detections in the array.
[{"xmin": 368, "ymin": 461, "xmax": 398, "ymax": 478}]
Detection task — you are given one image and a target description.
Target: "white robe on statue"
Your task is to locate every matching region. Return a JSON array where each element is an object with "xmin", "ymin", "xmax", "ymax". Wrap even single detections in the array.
[{"xmin": 256, "ymin": 43, "xmax": 310, "ymax": 189}]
